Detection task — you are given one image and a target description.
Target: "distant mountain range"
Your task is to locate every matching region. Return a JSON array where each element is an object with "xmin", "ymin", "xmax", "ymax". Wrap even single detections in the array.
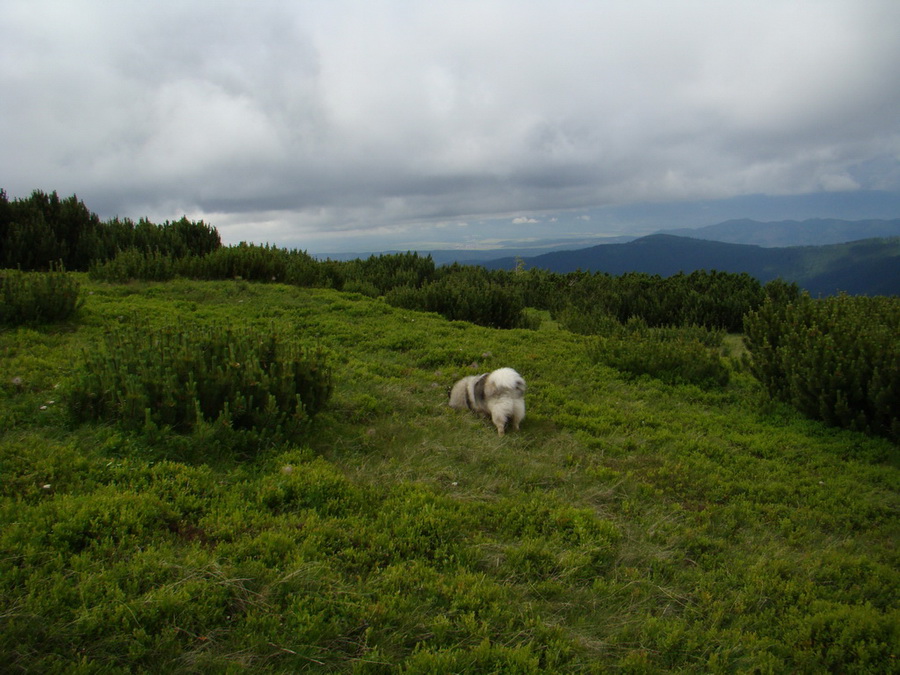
[
  {"xmin": 481, "ymin": 234, "xmax": 900, "ymax": 297},
  {"xmin": 320, "ymin": 218, "xmax": 900, "ymax": 295},
  {"xmin": 315, "ymin": 236, "xmax": 635, "ymax": 264},
  {"xmin": 658, "ymin": 217, "xmax": 900, "ymax": 247},
  {"xmin": 317, "ymin": 218, "xmax": 900, "ymax": 264}
]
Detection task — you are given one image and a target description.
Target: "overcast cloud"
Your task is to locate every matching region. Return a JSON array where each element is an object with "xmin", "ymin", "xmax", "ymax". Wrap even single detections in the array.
[{"xmin": 2, "ymin": 0, "xmax": 899, "ymax": 251}]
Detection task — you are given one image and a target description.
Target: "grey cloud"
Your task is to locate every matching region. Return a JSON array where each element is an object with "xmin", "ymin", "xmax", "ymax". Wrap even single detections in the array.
[{"xmin": 2, "ymin": 0, "xmax": 899, "ymax": 251}]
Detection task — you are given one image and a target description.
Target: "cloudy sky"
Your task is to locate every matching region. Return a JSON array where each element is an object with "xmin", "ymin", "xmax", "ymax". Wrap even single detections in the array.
[{"xmin": 3, "ymin": 0, "xmax": 899, "ymax": 252}]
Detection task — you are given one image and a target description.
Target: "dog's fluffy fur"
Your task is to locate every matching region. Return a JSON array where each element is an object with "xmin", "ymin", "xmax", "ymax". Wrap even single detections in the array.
[{"xmin": 448, "ymin": 367, "xmax": 526, "ymax": 435}]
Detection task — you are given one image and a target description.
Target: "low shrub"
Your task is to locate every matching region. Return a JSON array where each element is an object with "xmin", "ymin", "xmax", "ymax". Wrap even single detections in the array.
[
  {"xmin": 89, "ymin": 248, "xmax": 177, "ymax": 283},
  {"xmin": 177, "ymin": 242, "xmax": 322, "ymax": 286},
  {"xmin": 560, "ymin": 309, "xmax": 727, "ymax": 346},
  {"xmin": 65, "ymin": 322, "xmax": 332, "ymax": 450},
  {"xmin": 338, "ymin": 251, "xmax": 436, "ymax": 294},
  {"xmin": 549, "ymin": 269, "xmax": 769, "ymax": 332},
  {"xmin": 257, "ymin": 457, "xmax": 366, "ymax": 517},
  {"xmin": 556, "ymin": 306, "xmax": 621, "ymax": 336},
  {"xmin": 589, "ymin": 335, "xmax": 730, "ymax": 387},
  {"xmin": 791, "ymin": 602, "xmax": 900, "ymax": 673},
  {"xmin": 585, "ymin": 320, "xmax": 730, "ymax": 387},
  {"xmin": 0, "ymin": 266, "xmax": 82, "ymax": 325},
  {"xmin": 744, "ymin": 293, "xmax": 900, "ymax": 442},
  {"xmin": 386, "ymin": 273, "xmax": 528, "ymax": 329},
  {"xmin": 341, "ymin": 278, "xmax": 381, "ymax": 297},
  {"xmin": 619, "ymin": 317, "xmax": 726, "ymax": 349},
  {"xmin": 89, "ymin": 243, "xmax": 325, "ymax": 287}
]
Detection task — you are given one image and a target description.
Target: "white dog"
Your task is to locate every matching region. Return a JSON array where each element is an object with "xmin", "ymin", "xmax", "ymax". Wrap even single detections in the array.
[{"xmin": 448, "ymin": 367, "xmax": 526, "ymax": 436}]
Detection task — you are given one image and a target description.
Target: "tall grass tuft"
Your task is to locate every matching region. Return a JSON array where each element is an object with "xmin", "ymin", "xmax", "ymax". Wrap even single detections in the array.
[
  {"xmin": 0, "ymin": 265, "xmax": 82, "ymax": 325},
  {"xmin": 65, "ymin": 322, "xmax": 332, "ymax": 450}
]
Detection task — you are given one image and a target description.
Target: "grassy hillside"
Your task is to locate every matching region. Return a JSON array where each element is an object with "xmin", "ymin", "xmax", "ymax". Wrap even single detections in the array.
[{"xmin": 2, "ymin": 278, "xmax": 897, "ymax": 673}]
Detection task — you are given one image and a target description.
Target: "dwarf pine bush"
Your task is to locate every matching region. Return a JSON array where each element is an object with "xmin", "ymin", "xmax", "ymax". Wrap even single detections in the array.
[
  {"xmin": 556, "ymin": 305, "xmax": 622, "ymax": 336},
  {"xmin": 590, "ymin": 336, "xmax": 731, "ymax": 388},
  {"xmin": 88, "ymin": 248, "xmax": 177, "ymax": 282},
  {"xmin": 744, "ymin": 293, "xmax": 900, "ymax": 442},
  {"xmin": 539, "ymin": 269, "xmax": 770, "ymax": 332},
  {"xmin": 586, "ymin": 319, "xmax": 730, "ymax": 387},
  {"xmin": 65, "ymin": 322, "xmax": 332, "ymax": 447},
  {"xmin": 386, "ymin": 270, "xmax": 528, "ymax": 329},
  {"xmin": 176, "ymin": 242, "xmax": 322, "ymax": 286},
  {"xmin": 338, "ymin": 251, "xmax": 436, "ymax": 294},
  {"xmin": 0, "ymin": 266, "xmax": 81, "ymax": 325}
]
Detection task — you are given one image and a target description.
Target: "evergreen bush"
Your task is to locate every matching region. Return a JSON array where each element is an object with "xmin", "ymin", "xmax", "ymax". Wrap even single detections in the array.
[
  {"xmin": 65, "ymin": 323, "xmax": 332, "ymax": 448},
  {"xmin": 557, "ymin": 305, "xmax": 622, "ymax": 336},
  {"xmin": 89, "ymin": 243, "xmax": 326, "ymax": 287},
  {"xmin": 587, "ymin": 322, "xmax": 730, "ymax": 388},
  {"xmin": 176, "ymin": 243, "xmax": 322, "ymax": 286},
  {"xmin": 744, "ymin": 294, "xmax": 900, "ymax": 442},
  {"xmin": 548, "ymin": 269, "xmax": 769, "ymax": 332},
  {"xmin": 1, "ymin": 190, "xmax": 221, "ymax": 271},
  {"xmin": 341, "ymin": 279, "xmax": 381, "ymax": 297},
  {"xmin": 386, "ymin": 268, "xmax": 528, "ymax": 329},
  {"xmin": 339, "ymin": 251, "xmax": 436, "ymax": 294},
  {"xmin": 0, "ymin": 266, "xmax": 82, "ymax": 325},
  {"xmin": 89, "ymin": 248, "xmax": 177, "ymax": 282}
]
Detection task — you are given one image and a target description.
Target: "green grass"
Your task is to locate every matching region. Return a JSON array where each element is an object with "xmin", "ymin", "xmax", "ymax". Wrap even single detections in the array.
[{"xmin": 1, "ymin": 277, "xmax": 897, "ymax": 673}]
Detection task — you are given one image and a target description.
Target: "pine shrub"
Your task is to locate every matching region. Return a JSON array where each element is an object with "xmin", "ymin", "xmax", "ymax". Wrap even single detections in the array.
[
  {"xmin": 88, "ymin": 248, "xmax": 177, "ymax": 282},
  {"xmin": 385, "ymin": 271, "xmax": 528, "ymax": 329},
  {"xmin": 551, "ymin": 270, "xmax": 769, "ymax": 332},
  {"xmin": 556, "ymin": 305, "xmax": 622, "ymax": 336},
  {"xmin": 583, "ymin": 318, "xmax": 729, "ymax": 387},
  {"xmin": 339, "ymin": 251, "xmax": 436, "ymax": 295},
  {"xmin": 589, "ymin": 335, "xmax": 731, "ymax": 388},
  {"xmin": 65, "ymin": 323, "xmax": 332, "ymax": 447},
  {"xmin": 0, "ymin": 266, "xmax": 82, "ymax": 325},
  {"xmin": 177, "ymin": 243, "xmax": 322, "ymax": 286},
  {"xmin": 578, "ymin": 316, "xmax": 730, "ymax": 387},
  {"xmin": 744, "ymin": 293, "xmax": 900, "ymax": 442}
]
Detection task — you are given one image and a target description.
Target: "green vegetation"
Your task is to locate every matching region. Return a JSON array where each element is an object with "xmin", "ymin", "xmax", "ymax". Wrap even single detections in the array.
[
  {"xmin": 65, "ymin": 321, "xmax": 332, "ymax": 451},
  {"xmin": 0, "ymin": 189, "xmax": 220, "ymax": 271},
  {"xmin": 1, "ymin": 276, "xmax": 897, "ymax": 673},
  {"xmin": 4, "ymin": 189, "xmax": 783, "ymax": 331},
  {"xmin": 550, "ymin": 269, "xmax": 767, "ymax": 333},
  {"xmin": 587, "ymin": 326, "xmax": 731, "ymax": 388},
  {"xmin": 504, "ymin": 232, "xmax": 900, "ymax": 298},
  {"xmin": 87, "ymin": 239, "xmax": 772, "ymax": 332},
  {"xmin": 745, "ymin": 292, "xmax": 900, "ymax": 443},
  {"xmin": 385, "ymin": 265, "xmax": 532, "ymax": 329},
  {"xmin": 0, "ymin": 266, "xmax": 82, "ymax": 326},
  {"xmin": 1, "ymin": 191, "xmax": 897, "ymax": 671}
]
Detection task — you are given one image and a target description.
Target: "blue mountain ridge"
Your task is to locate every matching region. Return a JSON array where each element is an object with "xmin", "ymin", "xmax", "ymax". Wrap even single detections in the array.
[{"xmin": 479, "ymin": 234, "xmax": 900, "ymax": 297}]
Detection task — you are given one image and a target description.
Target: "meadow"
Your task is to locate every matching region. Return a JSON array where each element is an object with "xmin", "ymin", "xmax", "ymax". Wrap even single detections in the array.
[{"xmin": 1, "ymin": 276, "xmax": 897, "ymax": 673}]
